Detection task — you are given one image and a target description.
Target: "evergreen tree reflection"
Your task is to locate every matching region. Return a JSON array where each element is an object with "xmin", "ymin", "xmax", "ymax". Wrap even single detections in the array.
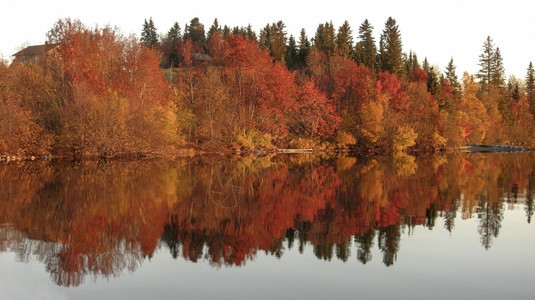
[
  {"xmin": 355, "ymin": 230, "xmax": 375, "ymax": 264},
  {"xmin": 378, "ymin": 224, "xmax": 400, "ymax": 266}
]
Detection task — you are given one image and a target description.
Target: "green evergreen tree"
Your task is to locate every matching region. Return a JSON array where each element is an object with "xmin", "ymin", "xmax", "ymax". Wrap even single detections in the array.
[
  {"xmin": 162, "ymin": 22, "xmax": 182, "ymax": 68},
  {"xmin": 507, "ymin": 76, "xmax": 521, "ymax": 102},
  {"xmin": 526, "ymin": 62, "xmax": 535, "ymax": 116},
  {"xmin": 258, "ymin": 27, "xmax": 268, "ymax": 50},
  {"xmin": 492, "ymin": 47, "xmax": 506, "ymax": 87},
  {"xmin": 476, "ymin": 36, "xmax": 496, "ymax": 93},
  {"xmin": 336, "ymin": 20, "xmax": 353, "ymax": 58},
  {"xmin": 207, "ymin": 18, "xmax": 221, "ymax": 43},
  {"xmin": 184, "ymin": 17, "xmax": 206, "ymax": 52},
  {"xmin": 313, "ymin": 21, "xmax": 336, "ymax": 55},
  {"xmin": 222, "ymin": 25, "xmax": 231, "ymax": 37},
  {"xmin": 378, "ymin": 17, "xmax": 403, "ymax": 76},
  {"xmin": 427, "ymin": 66, "xmax": 441, "ymax": 99},
  {"xmin": 354, "ymin": 19, "xmax": 376, "ymax": 70},
  {"xmin": 167, "ymin": 22, "xmax": 182, "ymax": 41},
  {"xmin": 141, "ymin": 17, "xmax": 158, "ymax": 48},
  {"xmin": 404, "ymin": 50, "xmax": 420, "ymax": 76},
  {"xmin": 445, "ymin": 58, "xmax": 461, "ymax": 97},
  {"xmin": 259, "ymin": 21, "xmax": 287, "ymax": 62},
  {"xmin": 245, "ymin": 24, "xmax": 257, "ymax": 41},
  {"xmin": 231, "ymin": 26, "xmax": 242, "ymax": 35},
  {"xmin": 297, "ymin": 28, "xmax": 311, "ymax": 69},
  {"xmin": 285, "ymin": 35, "xmax": 298, "ymax": 69},
  {"xmin": 422, "ymin": 57, "xmax": 430, "ymax": 73}
]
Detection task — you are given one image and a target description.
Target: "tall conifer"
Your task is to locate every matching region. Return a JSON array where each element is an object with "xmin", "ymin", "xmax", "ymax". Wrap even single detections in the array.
[
  {"xmin": 445, "ymin": 58, "xmax": 461, "ymax": 97},
  {"xmin": 336, "ymin": 21, "xmax": 353, "ymax": 58},
  {"xmin": 526, "ymin": 62, "xmax": 535, "ymax": 116},
  {"xmin": 141, "ymin": 17, "xmax": 158, "ymax": 48},
  {"xmin": 378, "ymin": 17, "xmax": 403, "ymax": 76},
  {"xmin": 354, "ymin": 19, "xmax": 376, "ymax": 70}
]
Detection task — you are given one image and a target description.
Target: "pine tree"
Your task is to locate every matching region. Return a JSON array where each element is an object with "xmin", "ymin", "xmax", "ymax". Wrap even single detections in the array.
[
  {"xmin": 184, "ymin": 17, "xmax": 206, "ymax": 52},
  {"xmin": 526, "ymin": 62, "xmax": 535, "ymax": 116},
  {"xmin": 354, "ymin": 19, "xmax": 376, "ymax": 70},
  {"xmin": 141, "ymin": 17, "xmax": 158, "ymax": 48},
  {"xmin": 507, "ymin": 76, "xmax": 521, "ymax": 101},
  {"xmin": 445, "ymin": 58, "xmax": 461, "ymax": 97},
  {"xmin": 336, "ymin": 20, "xmax": 353, "ymax": 58},
  {"xmin": 427, "ymin": 66, "xmax": 441, "ymax": 99},
  {"xmin": 162, "ymin": 22, "xmax": 182, "ymax": 68},
  {"xmin": 285, "ymin": 35, "xmax": 298, "ymax": 69},
  {"xmin": 378, "ymin": 17, "xmax": 403, "ymax": 76},
  {"xmin": 422, "ymin": 57, "xmax": 430, "ymax": 73},
  {"xmin": 492, "ymin": 47, "xmax": 505, "ymax": 87},
  {"xmin": 272, "ymin": 21, "xmax": 288, "ymax": 62},
  {"xmin": 313, "ymin": 22, "xmax": 336, "ymax": 55},
  {"xmin": 297, "ymin": 28, "xmax": 311, "ymax": 68},
  {"xmin": 222, "ymin": 25, "xmax": 231, "ymax": 37},
  {"xmin": 258, "ymin": 27, "xmax": 268, "ymax": 50},
  {"xmin": 259, "ymin": 21, "xmax": 287, "ymax": 62},
  {"xmin": 245, "ymin": 24, "xmax": 257, "ymax": 41},
  {"xmin": 404, "ymin": 50, "xmax": 420, "ymax": 76},
  {"xmin": 167, "ymin": 22, "xmax": 182, "ymax": 41},
  {"xmin": 476, "ymin": 36, "xmax": 496, "ymax": 93},
  {"xmin": 207, "ymin": 18, "xmax": 221, "ymax": 43}
]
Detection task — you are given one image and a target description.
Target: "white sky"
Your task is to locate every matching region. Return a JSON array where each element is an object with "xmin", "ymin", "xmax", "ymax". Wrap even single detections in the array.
[{"xmin": 1, "ymin": 0, "xmax": 533, "ymax": 78}]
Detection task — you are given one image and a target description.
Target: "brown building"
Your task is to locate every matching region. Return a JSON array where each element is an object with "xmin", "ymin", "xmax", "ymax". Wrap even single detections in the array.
[{"xmin": 12, "ymin": 42, "xmax": 59, "ymax": 64}]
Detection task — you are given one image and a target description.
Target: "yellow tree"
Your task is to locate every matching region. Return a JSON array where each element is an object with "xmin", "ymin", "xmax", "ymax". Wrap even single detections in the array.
[
  {"xmin": 509, "ymin": 93, "xmax": 534, "ymax": 145},
  {"xmin": 459, "ymin": 73, "xmax": 489, "ymax": 143},
  {"xmin": 0, "ymin": 60, "xmax": 52, "ymax": 156}
]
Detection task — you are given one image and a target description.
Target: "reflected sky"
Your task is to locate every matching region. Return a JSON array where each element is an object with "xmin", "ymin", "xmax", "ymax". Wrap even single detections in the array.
[{"xmin": 0, "ymin": 153, "xmax": 534, "ymax": 299}]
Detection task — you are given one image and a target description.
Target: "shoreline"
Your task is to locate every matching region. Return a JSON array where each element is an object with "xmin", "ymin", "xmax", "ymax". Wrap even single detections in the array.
[{"xmin": 2, "ymin": 144, "xmax": 534, "ymax": 163}]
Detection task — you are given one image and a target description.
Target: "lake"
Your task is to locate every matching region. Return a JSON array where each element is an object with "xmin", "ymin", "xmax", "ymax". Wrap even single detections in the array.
[{"xmin": 0, "ymin": 152, "xmax": 534, "ymax": 300}]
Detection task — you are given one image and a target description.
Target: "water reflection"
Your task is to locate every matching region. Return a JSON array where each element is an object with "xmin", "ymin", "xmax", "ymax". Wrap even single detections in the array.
[{"xmin": 0, "ymin": 153, "xmax": 533, "ymax": 286}]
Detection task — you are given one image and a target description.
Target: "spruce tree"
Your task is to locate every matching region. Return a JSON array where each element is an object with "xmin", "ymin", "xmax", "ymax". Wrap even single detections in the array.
[
  {"xmin": 476, "ymin": 36, "xmax": 496, "ymax": 93},
  {"xmin": 245, "ymin": 24, "xmax": 257, "ymax": 41},
  {"xmin": 207, "ymin": 18, "xmax": 221, "ymax": 43},
  {"xmin": 313, "ymin": 22, "xmax": 336, "ymax": 55},
  {"xmin": 259, "ymin": 21, "xmax": 287, "ymax": 62},
  {"xmin": 297, "ymin": 28, "xmax": 311, "ymax": 68},
  {"xmin": 336, "ymin": 20, "xmax": 353, "ymax": 58},
  {"xmin": 427, "ymin": 66, "xmax": 441, "ymax": 99},
  {"xmin": 167, "ymin": 22, "xmax": 182, "ymax": 41},
  {"xmin": 378, "ymin": 17, "xmax": 403, "ymax": 76},
  {"xmin": 492, "ymin": 47, "xmax": 505, "ymax": 87},
  {"xmin": 141, "ymin": 17, "xmax": 158, "ymax": 48},
  {"xmin": 404, "ymin": 50, "xmax": 420, "ymax": 76},
  {"xmin": 222, "ymin": 25, "xmax": 231, "ymax": 37},
  {"xmin": 422, "ymin": 57, "xmax": 430, "ymax": 73},
  {"xmin": 526, "ymin": 62, "xmax": 535, "ymax": 116},
  {"xmin": 354, "ymin": 19, "xmax": 376, "ymax": 70},
  {"xmin": 184, "ymin": 17, "xmax": 206, "ymax": 52},
  {"xmin": 285, "ymin": 35, "xmax": 298, "ymax": 69},
  {"xmin": 445, "ymin": 58, "xmax": 461, "ymax": 97},
  {"xmin": 163, "ymin": 22, "xmax": 182, "ymax": 68}
]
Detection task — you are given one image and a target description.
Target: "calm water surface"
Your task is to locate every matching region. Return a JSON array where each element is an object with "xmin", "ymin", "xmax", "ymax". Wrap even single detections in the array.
[{"xmin": 0, "ymin": 153, "xmax": 534, "ymax": 300}]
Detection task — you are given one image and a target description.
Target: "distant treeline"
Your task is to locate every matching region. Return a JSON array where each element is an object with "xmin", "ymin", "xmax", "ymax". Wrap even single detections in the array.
[{"xmin": 1, "ymin": 17, "xmax": 534, "ymax": 158}]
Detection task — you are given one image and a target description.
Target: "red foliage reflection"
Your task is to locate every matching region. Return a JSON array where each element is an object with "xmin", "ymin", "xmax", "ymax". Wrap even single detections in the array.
[{"xmin": 0, "ymin": 153, "xmax": 534, "ymax": 286}]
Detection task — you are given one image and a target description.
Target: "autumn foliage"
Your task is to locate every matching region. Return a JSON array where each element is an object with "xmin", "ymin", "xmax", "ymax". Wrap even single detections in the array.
[
  {"xmin": 1, "ymin": 17, "xmax": 535, "ymax": 157},
  {"xmin": 175, "ymin": 35, "xmax": 340, "ymax": 147},
  {"xmin": 1, "ymin": 19, "xmax": 183, "ymax": 158}
]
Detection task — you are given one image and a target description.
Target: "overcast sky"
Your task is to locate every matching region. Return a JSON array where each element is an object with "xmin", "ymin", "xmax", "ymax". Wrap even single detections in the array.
[{"xmin": 2, "ymin": 0, "xmax": 533, "ymax": 78}]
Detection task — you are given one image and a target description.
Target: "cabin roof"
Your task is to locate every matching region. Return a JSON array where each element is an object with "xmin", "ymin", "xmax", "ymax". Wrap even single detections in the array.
[{"xmin": 12, "ymin": 43, "xmax": 59, "ymax": 57}]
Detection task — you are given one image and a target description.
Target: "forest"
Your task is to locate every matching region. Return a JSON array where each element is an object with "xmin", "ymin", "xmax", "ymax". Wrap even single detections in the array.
[{"xmin": 1, "ymin": 17, "xmax": 535, "ymax": 158}]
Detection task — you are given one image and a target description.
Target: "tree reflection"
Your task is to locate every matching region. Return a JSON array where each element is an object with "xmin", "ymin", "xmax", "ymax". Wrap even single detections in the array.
[
  {"xmin": 355, "ymin": 230, "xmax": 375, "ymax": 264},
  {"xmin": 1, "ymin": 152, "xmax": 535, "ymax": 286}
]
